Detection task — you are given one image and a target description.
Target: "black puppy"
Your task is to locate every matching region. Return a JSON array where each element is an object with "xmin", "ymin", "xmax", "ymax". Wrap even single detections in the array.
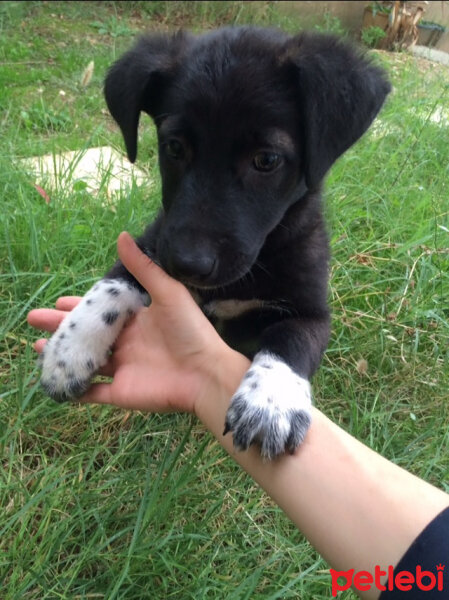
[{"xmin": 39, "ymin": 27, "xmax": 390, "ymax": 458}]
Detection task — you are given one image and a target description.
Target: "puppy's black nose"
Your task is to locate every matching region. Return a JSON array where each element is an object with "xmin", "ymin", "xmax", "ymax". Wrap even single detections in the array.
[{"xmin": 168, "ymin": 250, "xmax": 215, "ymax": 282}]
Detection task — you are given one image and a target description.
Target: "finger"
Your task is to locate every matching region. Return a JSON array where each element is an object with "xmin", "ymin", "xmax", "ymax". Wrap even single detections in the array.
[
  {"xmin": 117, "ymin": 232, "xmax": 188, "ymax": 306},
  {"xmin": 97, "ymin": 362, "xmax": 115, "ymax": 378},
  {"xmin": 78, "ymin": 381, "xmax": 168, "ymax": 412},
  {"xmin": 55, "ymin": 296, "xmax": 82, "ymax": 311},
  {"xmin": 27, "ymin": 308, "xmax": 70, "ymax": 332},
  {"xmin": 34, "ymin": 338, "xmax": 47, "ymax": 353},
  {"xmin": 78, "ymin": 383, "xmax": 113, "ymax": 405}
]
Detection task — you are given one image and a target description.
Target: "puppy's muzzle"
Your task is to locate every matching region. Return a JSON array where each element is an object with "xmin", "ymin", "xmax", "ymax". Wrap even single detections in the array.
[
  {"xmin": 158, "ymin": 228, "xmax": 256, "ymax": 288},
  {"xmin": 166, "ymin": 247, "xmax": 216, "ymax": 283}
]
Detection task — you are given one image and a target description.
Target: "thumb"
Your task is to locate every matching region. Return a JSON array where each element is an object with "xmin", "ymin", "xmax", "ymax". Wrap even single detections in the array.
[{"xmin": 117, "ymin": 232, "xmax": 187, "ymax": 305}]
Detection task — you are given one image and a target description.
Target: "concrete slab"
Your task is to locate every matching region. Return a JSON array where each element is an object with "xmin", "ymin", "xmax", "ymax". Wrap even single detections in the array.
[
  {"xmin": 410, "ymin": 45, "xmax": 449, "ymax": 66},
  {"xmin": 21, "ymin": 146, "xmax": 152, "ymax": 198}
]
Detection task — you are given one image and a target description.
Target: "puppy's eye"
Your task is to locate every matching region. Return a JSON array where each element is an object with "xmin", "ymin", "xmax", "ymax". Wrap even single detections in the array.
[
  {"xmin": 165, "ymin": 139, "xmax": 185, "ymax": 160},
  {"xmin": 253, "ymin": 152, "xmax": 282, "ymax": 172}
]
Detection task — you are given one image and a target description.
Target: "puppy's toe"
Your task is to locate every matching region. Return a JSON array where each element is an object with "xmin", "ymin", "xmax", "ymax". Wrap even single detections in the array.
[
  {"xmin": 40, "ymin": 370, "xmax": 92, "ymax": 403},
  {"xmin": 225, "ymin": 351, "xmax": 312, "ymax": 459},
  {"xmin": 40, "ymin": 329, "xmax": 100, "ymax": 402},
  {"xmin": 282, "ymin": 410, "xmax": 312, "ymax": 456}
]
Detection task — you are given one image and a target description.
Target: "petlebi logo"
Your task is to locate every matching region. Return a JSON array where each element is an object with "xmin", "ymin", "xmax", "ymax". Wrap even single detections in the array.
[{"xmin": 330, "ymin": 564, "xmax": 445, "ymax": 596}]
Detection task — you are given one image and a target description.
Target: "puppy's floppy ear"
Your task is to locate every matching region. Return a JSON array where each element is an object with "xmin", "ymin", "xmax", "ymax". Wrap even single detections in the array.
[
  {"xmin": 283, "ymin": 33, "xmax": 391, "ymax": 189},
  {"xmin": 104, "ymin": 31, "xmax": 191, "ymax": 163}
]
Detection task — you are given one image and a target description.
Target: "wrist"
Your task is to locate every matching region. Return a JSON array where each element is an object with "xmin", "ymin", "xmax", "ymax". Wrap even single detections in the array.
[{"xmin": 193, "ymin": 344, "xmax": 250, "ymax": 432}]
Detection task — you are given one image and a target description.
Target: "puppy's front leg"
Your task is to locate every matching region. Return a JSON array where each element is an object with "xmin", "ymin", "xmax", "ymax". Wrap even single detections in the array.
[
  {"xmin": 40, "ymin": 269, "xmax": 148, "ymax": 402},
  {"xmin": 225, "ymin": 316, "xmax": 330, "ymax": 459},
  {"xmin": 39, "ymin": 221, "xmax": 163, "ymax": 402}
]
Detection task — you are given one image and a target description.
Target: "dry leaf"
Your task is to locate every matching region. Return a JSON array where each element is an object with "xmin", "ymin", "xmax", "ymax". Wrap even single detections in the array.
[
  {"xmin": 356, "ymin": 358, "xmax": 368, "ymax": 376},
  {"xmin": 80, "ymin": 60, "xmax": 94, "ymax": 87},
  {"xmin": 33, "ymin": 183, "xmax": 50, "ymax": 204}
]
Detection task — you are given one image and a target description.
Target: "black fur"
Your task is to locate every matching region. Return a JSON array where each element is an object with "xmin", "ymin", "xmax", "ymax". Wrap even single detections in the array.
[
  {"xmin": 30, "ymin": 27, "xmax": 391, "ymax": 451},
  {"xmin": 104, "ymin": 27, "xmax": 390, "ymax": 385}
]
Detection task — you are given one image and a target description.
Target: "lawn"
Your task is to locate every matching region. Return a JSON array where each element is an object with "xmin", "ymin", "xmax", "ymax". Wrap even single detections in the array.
[{"xmin": 1, "ymin": 2, "xmax": 448, "ymax": 599}]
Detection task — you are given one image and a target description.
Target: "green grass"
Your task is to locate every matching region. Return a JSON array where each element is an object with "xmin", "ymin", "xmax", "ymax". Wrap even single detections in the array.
[{"xmin": 1, "ymin": 2, "xmax": 448, "ymax": 598}]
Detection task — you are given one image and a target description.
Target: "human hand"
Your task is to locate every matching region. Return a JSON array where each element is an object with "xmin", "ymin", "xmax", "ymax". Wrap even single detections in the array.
[{"xmin": 28, "ymin": 232, "xmax": 244, "ymax": 415}]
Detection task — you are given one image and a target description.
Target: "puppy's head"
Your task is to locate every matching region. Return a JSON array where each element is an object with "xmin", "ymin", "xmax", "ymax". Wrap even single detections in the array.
[{"xmin": 105, "ymin": 28, "xmax": 390, "ymax": 288}]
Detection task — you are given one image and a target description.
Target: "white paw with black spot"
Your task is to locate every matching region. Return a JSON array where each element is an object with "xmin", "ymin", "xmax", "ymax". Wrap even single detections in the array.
[
  {"xmin": 224, "ymin": 352, "xmax": 312, "ymax": 459},
  {"xmin": 40, "ymin": 279, "xmax": 147, "ymax": 402}
]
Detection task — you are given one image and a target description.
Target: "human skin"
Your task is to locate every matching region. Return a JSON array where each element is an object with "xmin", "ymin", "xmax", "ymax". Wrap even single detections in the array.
[{"xmin": 28, "ymin": 233, "xmax": 449, "ymax": 599}]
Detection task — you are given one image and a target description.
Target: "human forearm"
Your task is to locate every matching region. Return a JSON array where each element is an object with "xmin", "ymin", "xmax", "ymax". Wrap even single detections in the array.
[{"xmin": 197, "ymin": 349, "xmax": 449, "ymax": 598}]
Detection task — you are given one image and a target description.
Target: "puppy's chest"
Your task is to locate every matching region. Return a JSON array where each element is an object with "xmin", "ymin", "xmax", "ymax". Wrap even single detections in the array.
[
  {"xmin": 202, "ymin": 298, "xmax": 266, "ymax": 320},
  {"xmin": 194, "ymin": 292, "xmax": 295, "ymax": 356},
  {"xmin": 191, "ymin": 288, "xmax": 295, "ymax": 322},
  {"xmin": 185, "ymin": 280, "xmax": 297, "ymax": 357},
  {"xmin": 198, "ymin": 297, "xmax": 269, "ymax": 358},
  {"xmin": 187, "ymin": 270, "xmax": 283, "ymax": 322}
]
